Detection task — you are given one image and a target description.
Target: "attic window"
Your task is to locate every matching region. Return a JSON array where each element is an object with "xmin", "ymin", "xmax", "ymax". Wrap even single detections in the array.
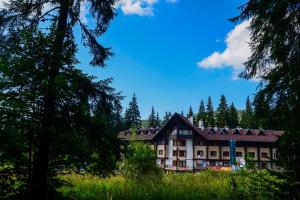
[
  {"xmin": 208, "ymin": 128, "xmax": 215, "ymax": 134},
  {"xmin": 245, "ymin": 129, "xmax": 253, "ymax": 135},
  {"xmin": 221, "ymin": 129, "xmax": 228, "ymax": 134},
  {"xmin": 233, "ymin": 129, "xmax": 240, "ymax": 135},
  {"xmin": 257, "ymin": 130, "xmax": 265, "ymax": 136}
]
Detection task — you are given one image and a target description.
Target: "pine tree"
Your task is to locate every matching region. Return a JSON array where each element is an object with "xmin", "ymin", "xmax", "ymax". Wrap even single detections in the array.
[
  {"xmin": 240, "ymin": 96, "xmax": 254, "ymax": 128},
  {"xmin": 162, "ymin": 111, "xmax": 169, "ymax": 125},
  {"xmin": 228, "ymin": 103, "xmax": 239, "ymax": 128},
  {"xmin": 253, "ymin": 92, "xmax": 271, "ymax": 129},
  {"xmin": 187, "ymin": 106, "xmax": 194, "ymax": 118},
  {"xmin": 148, "ymin": 106, "xmax": 156, "ymax": 128},
  {"xmin": 197, "ymin": 100, "xmax": 206, "ymax": 126},
  {"xmin": 206, "ymin": 96, "xmax": 215, "ymax": 127},
  {"xmin": 216, "ymin": 95, "xmax": 229, "ymax": 127},
  {"xmin": 168, "ymin": 112, "xmax": 172, "ymax": 119},
  {"xmin": 155, "ymin": 112, "xmax": 160, "ymax": 127},
  {"xmin": 0, "ymin": 1, "xmax": 117, "ymax": 198},
  {"xmin": 125, "ymin": 94, "xmax": 142, "ymax": 129}
]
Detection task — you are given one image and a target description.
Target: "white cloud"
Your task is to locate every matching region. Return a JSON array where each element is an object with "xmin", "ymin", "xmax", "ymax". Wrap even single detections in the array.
[
  {"xmin": 198, "ymin": 20, "xmax": 252, "ymax": 79},
  {"xmin": 116, "ymin": 0, "xmax": 158, "ymax": 16}
]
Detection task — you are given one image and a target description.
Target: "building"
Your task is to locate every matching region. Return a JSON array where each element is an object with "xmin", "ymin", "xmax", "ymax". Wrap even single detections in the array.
[{"xmin": 118, "ymin": 113, "xmax": 283, "ymax": 172}]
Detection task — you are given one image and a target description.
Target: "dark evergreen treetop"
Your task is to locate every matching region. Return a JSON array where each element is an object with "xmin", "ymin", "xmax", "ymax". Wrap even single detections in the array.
[
  {"xmin": 216, "ymin": 95, "xmax": 228, "ymax": 127},
  {"xmin": 228, "ymin": 102, "xmax": 239, "ymax": 129},
  {"xmin": 240, "ymin": 96, "xmax": 254, "ymax": 129},
  {"xmin": 206, "ymin": 96, "xmax": 215, "ymax": 127},
  {"xmin": 187, "ymin": 106, "xmax": 194, "ymax": 118},
  {"xmin": 155, "ymin": 112, "xmax": 160, "ymax": 128},
  {"xmin": 147, "ymin": 106, "xmax": 156, "ymax": 128},
  {"xmin": 124, "ymin": 94, "xmax": 142, "ymax": 129},
  {"xmin": 197, "ymin": 100, "xmax": 206, "ymax": 126}
]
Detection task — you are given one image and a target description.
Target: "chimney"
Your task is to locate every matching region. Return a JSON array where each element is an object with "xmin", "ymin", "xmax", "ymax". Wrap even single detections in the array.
[
  {"xmin": 188, "ymin": 116, "xmax": 193, "ymax": 124},
  {"xmin": 225, "ymin": 125, "xmax": 229, "ymax": 131},
  {"xmin": 198, "ymin": 120, "xmax": 204, "ymax": 130},
  {"xmin": 214, "ymin": 126, "xmax": 218, "ymax": 131}
]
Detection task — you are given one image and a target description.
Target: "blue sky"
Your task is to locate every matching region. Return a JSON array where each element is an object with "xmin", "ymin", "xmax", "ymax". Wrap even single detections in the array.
[{"xmin": 75, "ymin": 0, "xmax": 258, "ymax": 119}]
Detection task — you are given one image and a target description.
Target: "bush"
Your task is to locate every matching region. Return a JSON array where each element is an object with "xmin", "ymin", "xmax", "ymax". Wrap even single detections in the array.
[
  {"xmin": 119, "ymin": 140, "xmax": 161, "ymax": 181},
  {"xmin": 231, "ymin": 169, "xmax": 287, "ymax": 200}
]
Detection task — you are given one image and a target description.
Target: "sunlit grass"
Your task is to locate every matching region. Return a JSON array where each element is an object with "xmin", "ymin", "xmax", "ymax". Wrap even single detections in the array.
[{"xmin": 57, "ymin": 171, "xmax": 232, "ymax": 200}]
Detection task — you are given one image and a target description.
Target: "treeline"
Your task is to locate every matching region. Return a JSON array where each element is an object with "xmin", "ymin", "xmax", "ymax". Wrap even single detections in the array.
[{"xmin": 122, "ymin": 94, "xmax": 275, "ymax": 130}]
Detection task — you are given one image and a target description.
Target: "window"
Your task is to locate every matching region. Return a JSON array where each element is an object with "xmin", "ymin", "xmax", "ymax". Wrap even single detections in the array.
[
  {"xmin": 261, "ymin": 152, "xmax": 268, "ymax": 158},
  {"xmin": 197, "ymin": 150, "xmax": 204, "ymax": 157},
  {"xmin": 222, "ymin": 151, "xmax": 229, "ymax": 157},
  {"xmin": 158, "ymin": 150, "xmax": 163, "ymax": 155},
  {"xmin": 236, "ymin": 151, "xmax": 243, "ymax": 157},
  {"xmin": 209, "ymin": 161, "xmax": 216, "ymax": 166},
  {"xmin": 173, "ymin": 161, "xmax": 186, "ymax": 167},
  {"xmin": 179, "ymin": 150, "xmax": 186, "ymax": 157},
  {"xmin": 261, "ymin": 162, "xmax": 268, "ymax": 168},
  {"xmin": 273, "ymin": 151, "xmax": 278, "ymax": 159},
  {"xmin": 210, "ymin": 151, "xmax": 217, "ymax": 157},
  {"xmin": 222, "ymin": 162, "xmax": 229, "ymax": 166},
  {"xmin": 173, "ymin": 150, "xmax": 178, "ymax": 156},
  {"xmin": 178, "ymin": 161, "xmax": 186, "ymax": 167},
  {"xmin": 248, "ymin": 152, "xmax": 255, "ymax": 158},
  {"xmin": 174, "ymin": 140, "xmax": 186, "ymax": 147}
]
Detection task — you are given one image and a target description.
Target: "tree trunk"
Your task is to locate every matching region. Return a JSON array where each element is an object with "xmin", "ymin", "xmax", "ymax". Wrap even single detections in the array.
[{"xmin": 28, "ymin": 1, "xmax": 70, "ymax": 199}]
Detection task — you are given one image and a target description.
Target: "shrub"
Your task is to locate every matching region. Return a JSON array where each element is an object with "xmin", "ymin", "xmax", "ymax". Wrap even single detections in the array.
[
  {"xmin": 119, "ymin": 140, "xmax": 161, "ymax": 181},
  {"xmin": 231, "ymin": 169, "xmax": 287, "ymax": 200}
]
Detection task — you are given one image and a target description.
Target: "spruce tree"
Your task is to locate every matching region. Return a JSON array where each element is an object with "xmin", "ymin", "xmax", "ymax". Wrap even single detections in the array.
[
  {"xmin": 240, "ymin": 96, "xmax": 254, "ymax": 128},
  {"xmin": 155, "ymin": 112, "xmax": 161, "ymax": 127},
  {"xmin": 148, "ymin": 106, "xmax": 156, "ymax": 128},
  {"xmin": 228, "ymin": 103, "xmax": 239, "ymax": 128},
  {"xmin": 0, "ymin": 1, "xmax": 117, "ymax": 198},
  {"xmin": 197, "ymin": 100, "xmax": 206, "ymax": 126},
  {"xmin": 216, "ymin": 95, "xmax": 229, "ymax": 127},
  {"xmin": 125, "ymin": 94, "xmax": 142, "ymax": 129},
  {"xmin": 187, "ymin": 106, "xmax": 194, "ymax": 118},
  {"xmin": 162, "ymin": 111, "xmax": 169, "ymax": 125},
  {"xmin": 206, "ymin": 96, "xmax": 215, "ymax": 127}
]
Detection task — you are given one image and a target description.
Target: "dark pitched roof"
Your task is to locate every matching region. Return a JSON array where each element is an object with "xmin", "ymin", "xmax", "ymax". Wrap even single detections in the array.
[
  {"xmin": 118, "ymin": 128, "xmax": 160, "ymax": 141},
  {"xmin": 118, "ymin": 113, "xmax": 284, "ymax": 143}
]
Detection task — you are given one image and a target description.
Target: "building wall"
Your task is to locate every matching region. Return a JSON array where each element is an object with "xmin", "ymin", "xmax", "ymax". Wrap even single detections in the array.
[
  {"xmin": 260, "ymin": 147, "xmax": 271, "ymax": 161},
  {"xmin": 194, "ymin": 146, "xmax": 207, "ymax": 159},
  {"xmin": 221, "ymin": 146, "xmax": 230, "ymax": 160},
  {"xmin": 186, "ymin": 139, "xmax": 193, "ymax": 169},
  {"xmin": 157, "ymin": 145, "xmax": 165, "ymax": 158},
  {"xmin": 208, "ymin": 146, "xmax": 219, "ymax": 159},
  {"xmin": 246, "ymin": 147, "xmax": 258, "ymax": 160},
  {"xmin": 166, "ymin": 139, "xmax": 173, "ymax": 166}
]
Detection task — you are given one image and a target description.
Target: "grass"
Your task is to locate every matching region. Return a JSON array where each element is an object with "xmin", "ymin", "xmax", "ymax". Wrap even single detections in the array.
[{"xmin": 57, "ymin": 171, "xmax": 232, "ymax": 200}]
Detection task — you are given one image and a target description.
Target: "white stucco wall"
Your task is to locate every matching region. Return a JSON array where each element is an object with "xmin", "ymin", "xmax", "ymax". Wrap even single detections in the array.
[
  {"xmin": 186, "ymin": 139, "xmax": 193, "ymax": 169},
  {"xmin": 166, "ymin": 139, "xmax": 173, "ymax": 166}
]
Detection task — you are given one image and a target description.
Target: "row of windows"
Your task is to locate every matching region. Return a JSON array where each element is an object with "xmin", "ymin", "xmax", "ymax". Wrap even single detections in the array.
[
  {"xmin": 173, "ymin": 150, "xmax": 186, "ymax": 157},
  {"xmin": 160, "ymin": 149, "xmax": 274, "ymax": 159},
  {"xmin": 196, "ymin": 150, "xmax": 271, "ymax": 158},
  {"xmin": 173, "ymin": 140, "xmax": 186, "ymax": 147},
  {"xmin": 173, "ymin": 161, "xmax": 186, "ymax": 167}
]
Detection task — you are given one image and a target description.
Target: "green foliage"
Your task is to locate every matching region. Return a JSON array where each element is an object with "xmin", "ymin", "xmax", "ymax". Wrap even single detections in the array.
[
  {"xmin": 197, "ymin": 100, "xmax": 206, "ymax": 126},
  {"xmin": 240, "ymin": 96, "xmax": 254, "ymax": 129},
  {"xmin": 231, "ymin": 170, "xmax": 287, "ymax": 200},
  {"xmin": 228, "ymin": 103, "xmax": 239, "ymax": 128},
  {"xmin": 124, "ymin": 94, "xmax": 142, "ymax": 129},
  {"xmin": 187, "ymin": 105, "xmax": 194, "ymax": 118},
  {"xmin": 206, "ymin": 96, "xmax": 215, "ymax": 127},
  {"xmin": 119, "ymin": 139, "xmax": 161, "ymax": 181},
  {"xmin": 216, "ymin": 95, "xmax": 229, "ymax": 127},
  {"xmin": 57, "ymin": 171, "xmax": 232, "ymax": 200},
  {"xmin": 148, "ymin": 106, "xmax": 156, "ymax": 127},
  {"xmin": 232, "ymin": 2, "xmax": 300, "ymax": 197},
  {"xmin": 0, "ymin": 28, "xmax": 123, "ymax": 198}
]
